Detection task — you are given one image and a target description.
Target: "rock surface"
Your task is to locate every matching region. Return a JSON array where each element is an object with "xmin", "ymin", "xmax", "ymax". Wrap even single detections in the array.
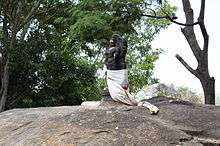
[{"xmin": 0, "ymin": 96, "xmax": 220, "ymax": 146}]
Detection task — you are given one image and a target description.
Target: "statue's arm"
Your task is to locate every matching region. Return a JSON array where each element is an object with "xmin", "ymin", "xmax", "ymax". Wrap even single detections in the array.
[{"xmin": 115, "ymin": 46, "xmax": 127, "ymax": 61}]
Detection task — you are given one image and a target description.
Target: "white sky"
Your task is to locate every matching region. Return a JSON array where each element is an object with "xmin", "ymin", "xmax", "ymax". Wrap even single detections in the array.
[{"xmin": 152, "ymin": 0, "xmax": 220, "ymax": 104}]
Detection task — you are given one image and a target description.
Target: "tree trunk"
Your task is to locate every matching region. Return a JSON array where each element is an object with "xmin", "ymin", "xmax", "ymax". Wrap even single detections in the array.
[
  {"xmin": 200, "ymin": 77, "xmax": 215, "ymax": 104},
  {"xmin": 0, "ymin": 57, "xmax": 9, "ymax": 112},
  {"xmin": 0, "ymin": 18, "xmax": 17, "ymax": 112}
]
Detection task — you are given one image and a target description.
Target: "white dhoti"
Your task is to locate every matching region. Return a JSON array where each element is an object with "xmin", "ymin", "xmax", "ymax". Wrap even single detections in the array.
[
  {"xmin": 106, "ymin": 69, "xmax": 159, "ymax": 114},
  {"xmin": 107, "ymin": 69, "xmax": 137, "ymax": 105}
]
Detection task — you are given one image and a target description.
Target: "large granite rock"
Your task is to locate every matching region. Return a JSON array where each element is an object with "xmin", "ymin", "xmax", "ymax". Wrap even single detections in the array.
[{"xmin": 0, "ymin": 96, "xmax": 220, "ymax": 146}]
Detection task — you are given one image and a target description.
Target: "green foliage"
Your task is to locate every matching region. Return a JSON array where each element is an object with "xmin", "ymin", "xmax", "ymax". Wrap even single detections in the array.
[
  {"xmin": 6, "ymin": 1, "xmax": 101, "ymax": 109},
  {"xmin": 126, "ymin": 3, "xmax": 175, "ymax": 92},
  {"xmin": 0, "ymin": 0, "xmax": 175, "ymax": 109}
]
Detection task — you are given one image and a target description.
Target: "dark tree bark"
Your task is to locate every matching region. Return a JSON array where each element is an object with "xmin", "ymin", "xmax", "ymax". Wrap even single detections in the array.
[{"xmin": 176, "ymin": 0, "xmax": 215, "ymax": 104}]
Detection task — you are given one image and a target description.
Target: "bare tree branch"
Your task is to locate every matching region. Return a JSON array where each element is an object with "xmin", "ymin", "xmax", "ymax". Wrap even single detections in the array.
[
  {"xmin": 198, "ymin": 0, "xmax": 209, "ymax": 52},
  {"xmin": 141, "ymin": 13, "xmax": 198, "ymax": 26},
  {"xmin": 181, "ymin": 27, "xmax": 201, "ymax": 62},
  {"xmin": 118, "ymin": 7, "xmax": 199, "ymax": 26},
  {"xmin": 180, "ymin": 0, "xmax": 202, "ymax": 63},
  {"xmin": 175, "ymin": 54, "xmax": 199, "ymax": 78},
  {"xmin": 199, "ymin": 0, "xmax": 205, "ymax": 20},
  {"xmin": 182, "ymin": 0, "xmax": 193, "ymax": 24}
]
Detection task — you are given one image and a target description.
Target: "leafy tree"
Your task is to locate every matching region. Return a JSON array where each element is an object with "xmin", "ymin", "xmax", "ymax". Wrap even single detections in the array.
[
  {"xmin": 6, "ymin": 1, "xmax": 100, "ymax": 109},
  {"xmin": 0, "ymin": 0, "xmax": 42, "ymax": 111}
]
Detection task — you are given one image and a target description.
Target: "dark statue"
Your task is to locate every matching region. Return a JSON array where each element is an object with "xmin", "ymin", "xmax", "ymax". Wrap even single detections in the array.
[
  {"xmin": 102, "ymin": 34, "xmax": 159, "ymax": 114},
  {"xmin": 104, "ymin": 34, "xmax": 127, "ymax": 70},
  {"xmin": 102, "ymin": 34, "xmax": 127, "ymax": 100}
]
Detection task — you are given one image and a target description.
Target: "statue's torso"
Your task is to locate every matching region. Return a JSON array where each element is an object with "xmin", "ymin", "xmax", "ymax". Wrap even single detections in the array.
[{"xmin": 104, "ymin": 47, "xmax": 127, "ymax": 70}]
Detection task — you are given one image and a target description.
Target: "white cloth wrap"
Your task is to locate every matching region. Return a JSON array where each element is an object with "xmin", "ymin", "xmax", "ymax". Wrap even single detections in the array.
[{"xmin": 107, "ymin": 69, "xmax": 138, "ymax": 105}]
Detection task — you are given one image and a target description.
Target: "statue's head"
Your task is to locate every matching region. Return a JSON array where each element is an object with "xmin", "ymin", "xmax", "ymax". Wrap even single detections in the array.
[{"xmin": 109, "ymin": 34, "xmax": 123, "ymax": 47}]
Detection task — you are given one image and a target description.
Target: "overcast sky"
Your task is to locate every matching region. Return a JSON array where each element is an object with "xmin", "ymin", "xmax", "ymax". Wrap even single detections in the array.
[{"xmin": 152, "ymin": 0, "xmax": 220, "ymax": 104}]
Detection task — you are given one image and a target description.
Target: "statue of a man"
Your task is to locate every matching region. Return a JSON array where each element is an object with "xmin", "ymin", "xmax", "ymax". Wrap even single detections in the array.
[
  {"xmin": 102, "ymin": 34, "xmax": 128, "ymax": 100},
  {"xmin": 104, "ymin": 34, "xmax": 136, "ymax": 104},
  {"xmin": 104, "ymin": 34, "xmax": 159, "ymax": 114}
]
